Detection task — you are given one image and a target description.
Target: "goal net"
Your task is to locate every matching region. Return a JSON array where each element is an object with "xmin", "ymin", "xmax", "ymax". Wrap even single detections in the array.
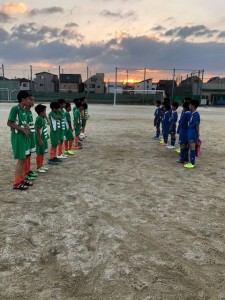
[{"xmin": 113, "ymin": 89, "xmax": 165, "ymax": 106}]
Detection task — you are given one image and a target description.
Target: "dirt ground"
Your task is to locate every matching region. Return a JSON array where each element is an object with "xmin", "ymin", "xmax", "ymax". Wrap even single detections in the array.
[{"xmin": 0, "ymin": 103, "xmax": 225, "ymax": 300}]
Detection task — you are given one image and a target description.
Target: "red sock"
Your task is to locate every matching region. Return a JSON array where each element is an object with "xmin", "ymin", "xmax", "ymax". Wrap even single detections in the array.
[{"xmin": 64, "ymin": 141, "xmax": 68, "ymax": 151}]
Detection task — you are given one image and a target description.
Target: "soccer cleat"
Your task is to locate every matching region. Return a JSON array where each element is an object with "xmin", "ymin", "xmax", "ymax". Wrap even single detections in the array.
[
  {"xmin": 64, "ymin": 150, "xmax": 69, "ymax": 154},
  {"xmin": 41, "ymin": 166, "xmax": 49, "ymax": 171},
  {"xmin": 74, "ymin": 146, "xmax": 81, "ymax": 150},
  {"xmin": 175, "ymin": 148, "xmax": 181, "ymax": 153},
  {"xmin": 184, "ymin": 162, "xmax": 195, "ymax": 169},
  {"xmin": 166, "ymin": 145, "xmax": 175, "ymax": 149},
  {"xmin": 28, "ymin": 171, "xmax": 38, "ymax": 177},
  {"xmin": 24, "ymin": 175, "xmax": 35, "ymax": 181},
  {"xmin": 176, "ymin": 159, "xmax": 184, "ymax": 163},
  {"xmin": 160, "ymin": 143, "xmax": 168, "ymax": 146},
  {"xmin": 159, "ymin": 139, "xmax": 164, "ymax": 143},
  {"xmin": 48, "ymin": 159, "xmax": 59, "ymax": 165},
  {"xmin": 36, "ymin": 168, "xmax": 46, "ymax": 173},
  {"xmin": 152, "ymin": 136, "xmax": 160, "ymax": 140},
  {"xmin": 57, "ymin": 154, "xmax": 67, "ymax": 159},
  {"xmin": 67, "ymin": 150, "xmax": 74, "ymax": 155}
]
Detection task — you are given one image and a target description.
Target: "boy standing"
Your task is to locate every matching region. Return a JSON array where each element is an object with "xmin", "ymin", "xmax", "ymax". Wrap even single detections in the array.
[
  {"xmin": 166, "ymin": 102, "xmax": 179, "ymax": 149},
  {"xmin": 184, "ymin": 100, "xmax": 200, "ymax": 169},
  {"xmin": 7, "ymin": 91, "xmax": 32, "ymax": 190},
  {"xmin": 64, "ymin": 102, "xmax": 74, "ymax": 155},
  {"xmin": 73, "ymin": 101, "xmax": 83, "ymax": 150},
  {"xmin": 35, "ymin": 104, "xmax": 49, "ymax": 172},
  {"xmin": 57, "ymin": 99, "xmax": 67, "ymax": 159},
  {"xmin": 152, "ymin": 100, "xmax": 162, "ymax": 140},
  {"xmin": 48, "ymin": 102, "xmax": 61, "ymax": 165},
  {"xmin": 160, "ymin": 103, "xmax": 171, "ymax": 146}
]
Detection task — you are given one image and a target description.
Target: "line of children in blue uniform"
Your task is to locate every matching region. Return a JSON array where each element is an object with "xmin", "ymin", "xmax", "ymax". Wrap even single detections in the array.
[
  {"xmin": 7, "ymin": 91, "xmax": 89, "ymax": 190},
  {"xmin": 152, "ymin": 97, "xmax": 201, "ymax": 169}
]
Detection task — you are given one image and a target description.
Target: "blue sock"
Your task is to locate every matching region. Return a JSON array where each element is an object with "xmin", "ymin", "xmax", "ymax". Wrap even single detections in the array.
[
  {"xmin": 156, "ymin": 129, "xmax": 160, "ymax": 137},
  {"xmin": 163, "ymin": 133, "xmax": 168, "ymax": 143},
  {"xmin": 190, "ymin": 150, "xmax": 196, "ymax": 165},
  {"xmin": 180, "ymin": 148, "xmax": 185, "ymax": 161},
  {"xmin": 171, "ymin": 137, "xmax": 176, "ymax": 146},
  {"xmin": 185, "ymin": 147, "xmax": 189, "ymax": 160}
]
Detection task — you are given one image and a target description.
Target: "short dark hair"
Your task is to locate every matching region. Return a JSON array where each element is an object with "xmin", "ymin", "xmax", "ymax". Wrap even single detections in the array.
[
  {"xmin": 190, "ymin": 99, "xmax": 199, "ymax": 109},
  {"xmin": 50, "ymin": 102, "xmax": 60, "ymax": 110},
  {"xmin": 58, "ymin": 98, "xmax": 66, "ymax": 105},
  {"xmin": 35, "ymin": 104, "xmax": 46, "ymax": 115},
  {"xmin": 164, "ymin": 104, "xmax": 171, "ymax": 111},
  {"xmin": 182, "ymin": 102, "xmax": 190, "ymax": 110},
  {"xmin": 65, "ymin": 102, "xmax": 71, "ymax": 109},
  {"xmin": 171, "ymin": 101, "xmax": 179, "ymax": 109},
  {"xmin": 73, "ymin": 98, "xmax": 79, "ymax": 104},
  {"xmin": 17, "ymin": 91, "xmax": 30, "ymax": 102},
  {"xmin": 156, "ymin": 100, "xmax": 161, "ymax": 105},
  {"xmin": 76, "ymin": 102, "xmax": 82, "ymax": 108},
  {"xmin": 184, "ymin": 96, "xmax": 192, "ymax": 102},
  {"xmin": 83, "ymin": 103, "xmax": 88, "ymax": 109}
]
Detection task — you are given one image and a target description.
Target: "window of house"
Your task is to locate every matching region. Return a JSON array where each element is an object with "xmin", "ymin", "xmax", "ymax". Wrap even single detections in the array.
[
  {"xmin": 97, "ymin": 85, "xmax": 101, "ymax": 88},
  {"xmin": 84, "ymin": 84, "xmax": 87, "ymax": 87},
  {"xmin": 40, "ymin": 84, "xmax": 43, "ymax": 87},
  {"xmin": 90, "ymin": 84, "xmax": 95, "ymax": 88}
]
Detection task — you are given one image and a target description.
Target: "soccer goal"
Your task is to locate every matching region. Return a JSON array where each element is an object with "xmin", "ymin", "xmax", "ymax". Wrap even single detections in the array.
[{"xmin": 113, "ymin": 89, "xmax": 165, "ymax": 106}]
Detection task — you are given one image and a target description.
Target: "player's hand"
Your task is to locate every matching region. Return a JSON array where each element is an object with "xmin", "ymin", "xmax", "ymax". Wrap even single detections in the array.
[{"xmin": 22, "ymin": 128, "xmax": 30, "ymax": 136}]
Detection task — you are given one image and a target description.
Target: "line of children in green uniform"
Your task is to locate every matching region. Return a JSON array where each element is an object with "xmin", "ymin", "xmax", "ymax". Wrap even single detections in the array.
[
  {"xmin": 152, "ymin": 97, "xmax": 201, "ymax": 169},
  {"xmin": 7, "ymin": 91, "xmax": 89, "ymax": 190}
]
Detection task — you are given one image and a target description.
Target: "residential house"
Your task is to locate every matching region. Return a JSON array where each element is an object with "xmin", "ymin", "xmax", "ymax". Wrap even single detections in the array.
[
  {"xmin": 11, "ymin": 78, "xmax": 35, "ymax": 92},
  {"xmin": 134, "ymin": 78, "xmax": 153, "ymax": 93},
  {"xmin": 107, "ymin": 82, "xmax": 123, "ymax": 94},
  {"xmin": 202, "ymin": 77, "xmax": 225, "ymax": 105},
  {"xmin": 84, "ymin": 73, "xmax": 105, "ymax": 94},
  {"xmin": 59, "ymin": 74, "xmax": 82, "ymax": 93},
  {"xmin": 177, "ymin": 75, "xmax": 202, "ymax": 98},
  {"xmin": 157, "ymin": 80, "xmax": 177, "ymax": 98},
  {"xmin": 35, "ymin": 72, "xmax": 58, "ymax": 92}
]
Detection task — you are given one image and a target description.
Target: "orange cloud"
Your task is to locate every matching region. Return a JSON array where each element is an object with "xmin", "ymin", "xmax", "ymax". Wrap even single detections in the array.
[{"xmin": 2, "ymin": 2, "xmax": 27, "ymax": 14}]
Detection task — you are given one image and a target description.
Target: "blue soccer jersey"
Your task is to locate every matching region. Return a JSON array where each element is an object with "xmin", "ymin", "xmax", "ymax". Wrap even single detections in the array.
[
  {"xmin": 178, "ymin": 111, "xmax": 191, "ymax": 144},
  {"xmin": 169, "ymin": 111, "xmax": 178, "ymax": 132},
  {"xmin": 154, "ymin": 107, "xmax": 162, "ymax": 127},
  {"xmin": 187, "ymin": 111, "xmax": 200, "ymax": 143},
  {"xmin": 162, "ymin": 111, "xmax": 170, "ymax": 134}
]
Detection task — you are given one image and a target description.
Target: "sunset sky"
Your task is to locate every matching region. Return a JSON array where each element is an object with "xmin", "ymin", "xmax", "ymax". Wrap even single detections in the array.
[{"xmin": 1, "ymin": 0, "xmax": 225, "ymax": 82}]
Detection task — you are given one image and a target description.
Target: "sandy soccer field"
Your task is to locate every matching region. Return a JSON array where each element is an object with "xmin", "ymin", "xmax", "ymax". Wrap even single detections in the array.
[{"xmin": 0, "ymin": 103, "xmax": 225, "ymax": 300}]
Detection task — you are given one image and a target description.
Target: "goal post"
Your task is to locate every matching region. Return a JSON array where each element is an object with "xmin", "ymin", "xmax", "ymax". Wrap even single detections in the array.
[{"xmin": 113, "ymin": 89, "xmax": 165, "ymax": 106}]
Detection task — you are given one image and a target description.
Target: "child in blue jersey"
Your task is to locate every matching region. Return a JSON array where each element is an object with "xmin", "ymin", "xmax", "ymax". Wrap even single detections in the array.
[
  {"xmin": 166, "ymin": 102, "xmax": 179, "ymax": 149},
  {"xmin": 161, "ymin": 103, "xmax": 171, "ymax": 146},
  {"xmin": 152, "ymin": 100, "xmax": 162, "ymax": 140},
  {"xmin": 184, "ymin": 100, "xmax": 200, "ymax": 169},
  {"xmin": 176, "ymin": 102, "xmax": 191, "ymax": 163}
]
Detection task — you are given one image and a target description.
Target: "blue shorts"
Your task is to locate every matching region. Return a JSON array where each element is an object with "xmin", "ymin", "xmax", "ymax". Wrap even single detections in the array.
[
  {"xmin": 179, "ymin": 129, "xmax": 188, "ymax": 144},
  {"xmin": 187, "ymin": 128, "xmax": 198, "ymax": 144},
  {"xmin": 169, "ymin": 125, "xmax": 176, "ymax": 135},
  {"xmin": 154, "ymin": 118, "xmax": 160, "ymax": 127}
]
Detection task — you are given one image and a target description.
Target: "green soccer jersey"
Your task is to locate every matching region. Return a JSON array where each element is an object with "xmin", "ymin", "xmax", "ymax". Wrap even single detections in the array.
[
  {"xmin": 26, "ymin": 109, "xmax": 36, "ymax": 153},
  {"xmin": 48, "ymin": 111, "xmax": 60, "ymax": 146},
  {"xmin": 73, "ymin": 108, "xmax": 81, "ymax": 135},
  {"xmin": 64, "ymin": 111, "xmax": 74, "ymax": 141},
  {"xmin": 8, "ymin": 105, "xmax": 30, "ymax": 159},
  {"xmin": 58, "ymin": 108, "xmax": 66, "ymax": 141},
  {"xmin": 35, "ymin": 116, "xmax": 49, "ymax": 155}
]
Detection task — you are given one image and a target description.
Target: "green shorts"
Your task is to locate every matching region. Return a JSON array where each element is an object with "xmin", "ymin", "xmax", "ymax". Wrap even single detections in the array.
[
  {"xmin": 75, "ymin": 125, "xmax": 81, "ymax": 136},
  {"xmin": 35, "ymin": 137, "xmax": 48, "ymax": 155},
  {"xmin": 11, "ymin": 132, "xmax": 27, "ymax": 160},
  {"xmin": 50, "ymin": 130, "xmax": 60, "ymax": 146},
  {"xmin": 65, "ymin": 128, "xmax": 74, "ymax": 141}
]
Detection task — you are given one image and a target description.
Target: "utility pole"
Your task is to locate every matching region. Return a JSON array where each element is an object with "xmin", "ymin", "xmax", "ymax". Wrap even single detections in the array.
[
  {"xmin": 30, "ymin": 65, "xmax": 33, "ymax": 92},
  {"xmin": 171, "ymin": 68, "xmax": 176, "ymax": 100},
  {"xmin": 2, "ymin": 64, "xmax": 4, "ymax": 80},
  {"xmin": 58, "ymin": 65, "xmax": 61, "ymax": 93}
]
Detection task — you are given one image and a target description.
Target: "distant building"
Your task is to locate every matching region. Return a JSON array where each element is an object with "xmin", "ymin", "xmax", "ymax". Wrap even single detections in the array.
[
  {"xmin": 84, "ymin": 73, "xmax": 105, "ymax": 94},
  {"xmin": 157, "ymin": 80, "xmax": 177, "ymax": 98},
  {"xmin": 59, "ymin": 74, "xmax": 82, "ymax": 93},
  {"xmin": 134, "ymin": 78, "xmax": 153, "ymax": 93},
  {"xmin": 202, "ymin": 77, "xmax": 225, "ymax": 104},
  {"xmin": 35, "ymin": 72, "xmax": 58, "ymax": 92},
  {"xmin": 11, "ymin": 78, "xmax": 35, "ymax": 92},
  {"xmin": 107, "ymin": 82, "xmax": 123, "ymax": 94},
  {"xmin": 178, "ymin": 75, "xmax": 202, "ymax": 97}
]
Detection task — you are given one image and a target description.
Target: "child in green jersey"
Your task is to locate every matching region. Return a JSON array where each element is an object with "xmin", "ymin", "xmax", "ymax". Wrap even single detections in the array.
[
  {"xmin": 73, "ymin": 101, "xmax": 83, "ymax": 150},
  {"xmin": 48, "ymin": 102, "xmax": 61, "ymax": 165},
  {"xmin": 24, "ymin": 94, "xmax": 38, "ymax": 181},
  {"xmin": 7, "ymin": 91, "xmax": 33, "ymax": 190},
  {"xmin": 35, "ymin": 104, "xmax": 49, "ymax": 173},
  {"xmin": 64, "ymin": 102, "xmax": 74, "ymax": 155},
  {"xmin": 57, "ymin": 99, "xmax": 67, "ymax": 159}
]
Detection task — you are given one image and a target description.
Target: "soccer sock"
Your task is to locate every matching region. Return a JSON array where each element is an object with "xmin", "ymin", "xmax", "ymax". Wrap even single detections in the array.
[
  {"xmin": 27, "ymin": 156, "xmax": 31, "ymax": 173},
  {"xmin": 36, "ymin": 155, "xmax": 42, "ymax": 169},
  {"xmin": 185, "ymin": 146, "xmax": 189, "ymax": 160},
  {"xmin": 171, "ymin": 137, "xmax": 176, "ymax": 146},
  {"xmin": 75, "ymin": 135, "xmax": 79, "ymax": 146},
  {"xmin": 163, "ymin": 133, "xmax": 168, "ymax": 143},
  {"xmin": 156, "ymin": 128, "xmax": 160, "ymax": 137},
  {"xmin": 14, "ymin": 177, "xmax": 21, "ymax": 185},
  {"xmin": 64, "ymin": 141, "xmax": 69, "ymax": 151},
  {"xmin": 57, "ymin": 144, "xmax": 63, "ymax": 156},
  {"xmin": 69, "ymin": 140, "xmax": 73, "ymax": 150},
  {"xmin": 49, "ymin": 147, "xmax": 56, "ymax": 160},
  {"xmin": 41, "ymin": 155, "xmax": 44, "ymax": 167},
  {"xmin": 180, "ymin": 148, "xmax": 185, "ymax": 161},
  {"xmin": 190, "ymin": 150, "xmax": 196, "ymax": 165}
]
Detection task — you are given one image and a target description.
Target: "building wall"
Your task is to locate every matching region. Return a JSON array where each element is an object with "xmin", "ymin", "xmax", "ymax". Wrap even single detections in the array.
[
  {"xmin": 84, "ymin": 73, "xmax": 105, "ymax": 94},
  {"xmin": 134, "ymin": 79, "xmax": 153, "ymax": 92},
  {"xmin": 35, "ymin": 73, "xmax": 58, "ymax": 92},
  {"xmin": 59, "ymin": 83, "xmax": 80, "ymax": 92}
]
